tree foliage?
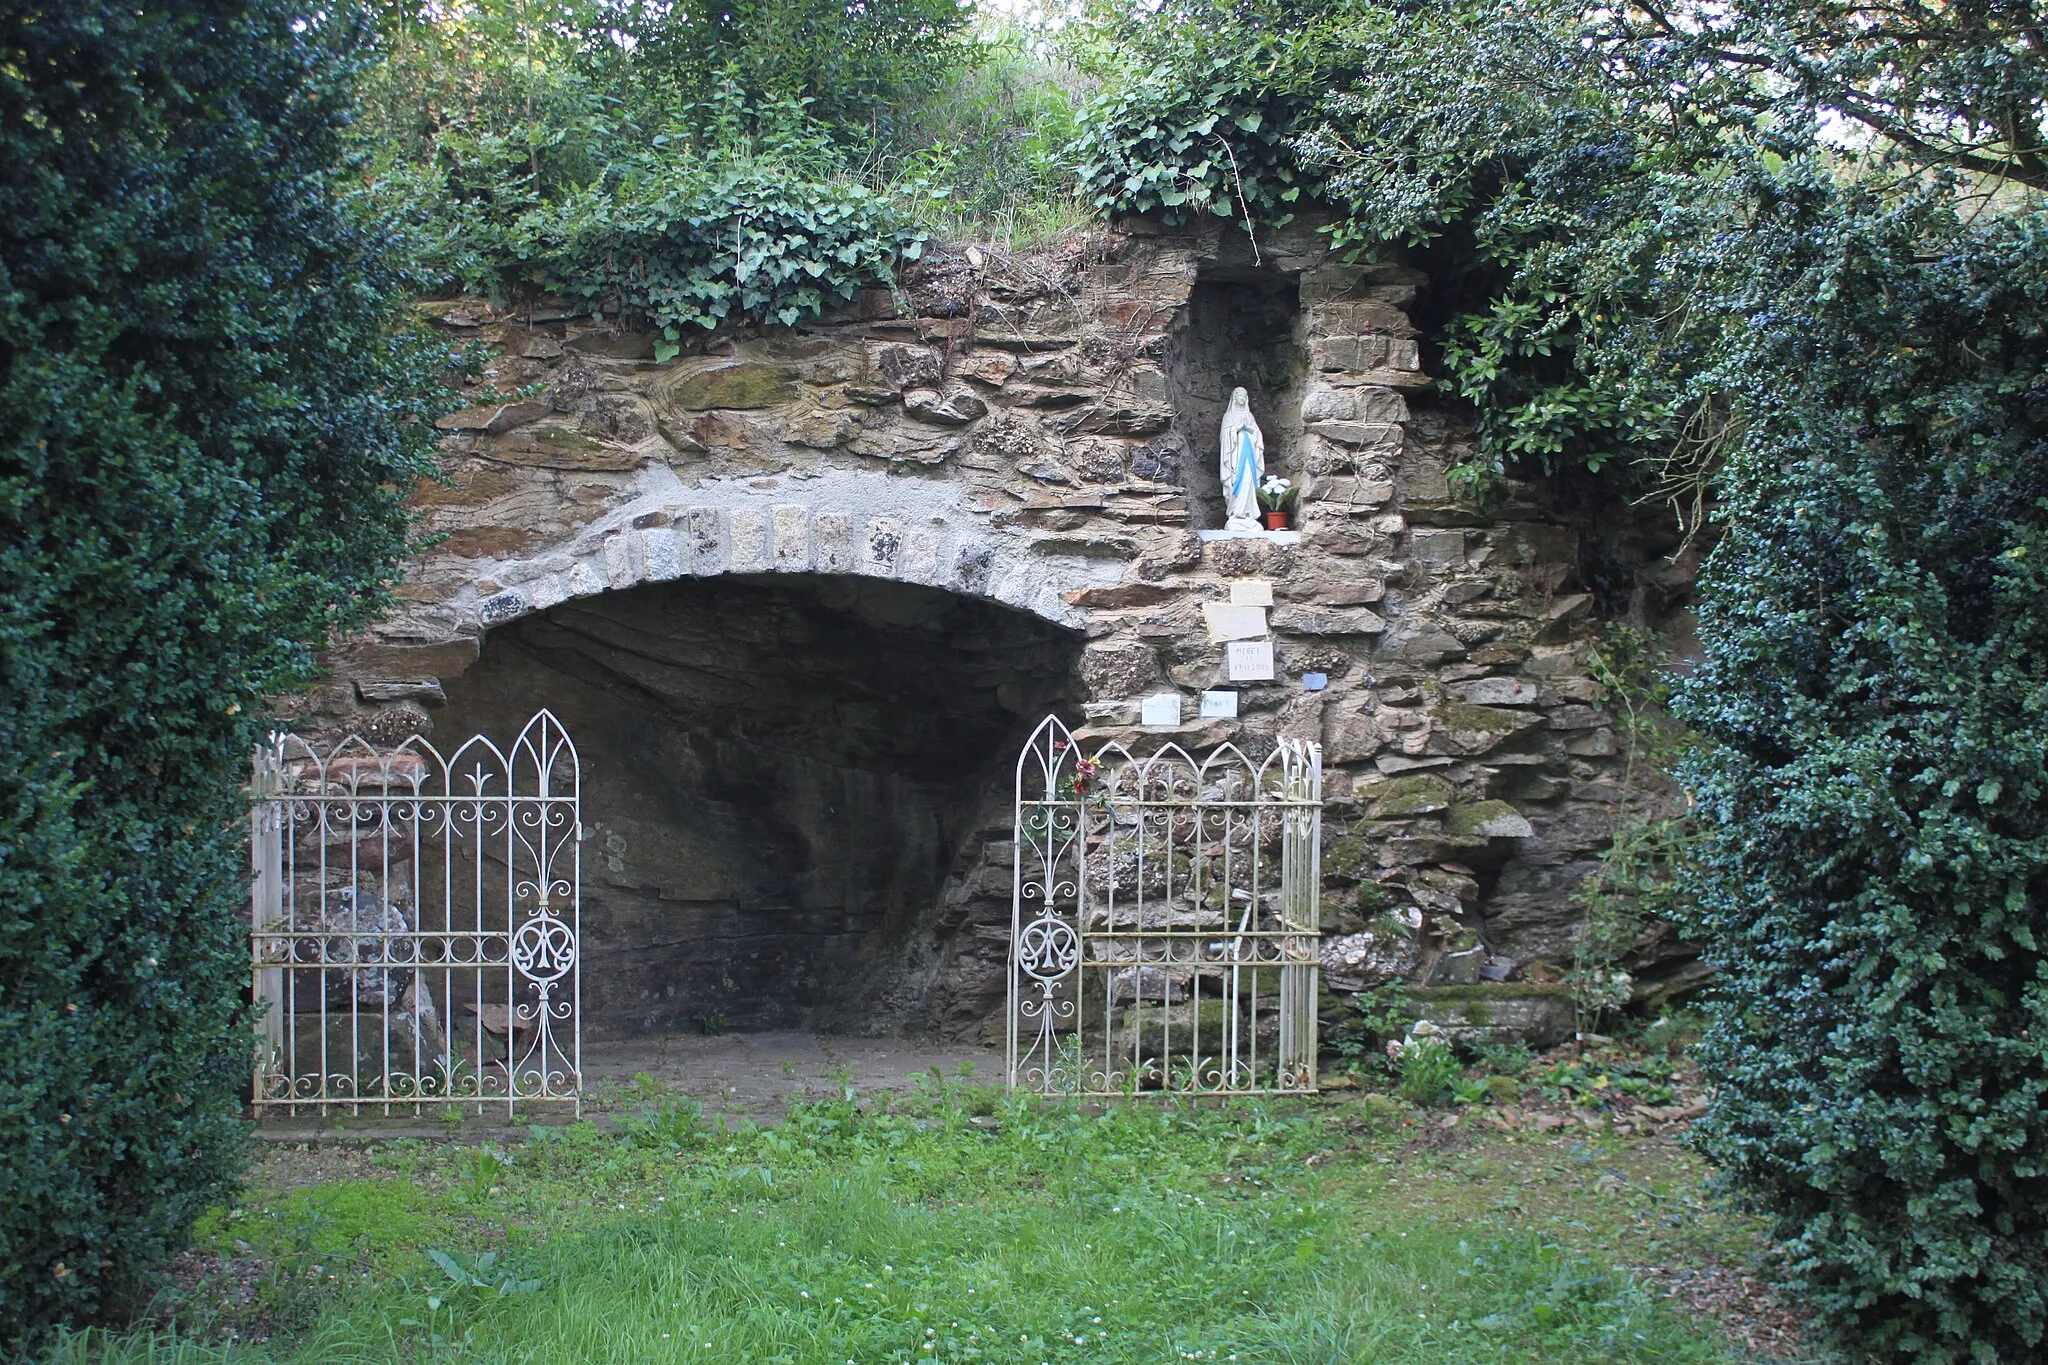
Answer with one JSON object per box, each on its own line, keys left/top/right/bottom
{"left": 1619, "top": 0, "right": 2048, "bottom": 191}
{"left": 0, "top": 1, "right": 442, "bottom": 1348}
{"left": 599, "top": 0, "right": 974, "bottom": 140}
{"left": 353, "top": 0, "right": 1080, "bottom": 322}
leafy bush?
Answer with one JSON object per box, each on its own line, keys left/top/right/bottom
{"left": 1068, "top": 53, "right": 1309, "bottom": 228}
{"left": 527, "top": 156, "right": 924, "bottom": 345}
{"left": 354, "top": 2, "right": 1066, "bottom": 313}
{"left": 0, "top": 0, "right": 440, "bottom": 1348}
{"left": 1393, "top": 1026, "right": 1461, "bottom": 1106}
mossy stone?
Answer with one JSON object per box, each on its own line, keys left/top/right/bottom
{"left": 671, "top": 363, "right": 798, "bottom": 411}
{"left": 1406, "top": 983, "right": 1573, "bottom": 1003}
{"left": 1127, "top": 997, "right": 1235, "bottom": 1056}
{"left": 1323, "top": 830, "right": 1374, "bottom": 880}
{"left": 1431, "top": 700, "right": 1530, "bottom": 733}
{"left": 529, "top": 424, "right": 605, "bottom": 452}
{"left": 1445, "top": 799, "right": 1533, "bottom": 840}
{"left": 1369, "top": 773, "right": 1455, "bottom": 818}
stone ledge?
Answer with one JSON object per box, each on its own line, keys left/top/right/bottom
{"left": 1196, "top": 529, "right": 1300, "bottom": 544}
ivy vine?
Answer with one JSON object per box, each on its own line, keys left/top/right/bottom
{"left": 525, "top": 165, "right": 924, "bottom": 354}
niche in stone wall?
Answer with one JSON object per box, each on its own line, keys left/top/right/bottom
{"left": 434, "top": 575, "right": 1081, "bottom": 1039}
{"left": 1166, "top": 269, "right": 1306, "bottom": 528}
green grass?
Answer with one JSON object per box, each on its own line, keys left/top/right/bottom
{"left": 54, "top": 1077, "right": 1787, "bottom": 1364}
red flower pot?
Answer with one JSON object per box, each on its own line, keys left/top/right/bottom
{"left": 1263, "top": 511, "right": 1291, "bottom": 530}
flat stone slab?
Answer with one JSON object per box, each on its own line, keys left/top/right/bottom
{"left": 1196, "top": 529, "right": 1300, "bottom": 544}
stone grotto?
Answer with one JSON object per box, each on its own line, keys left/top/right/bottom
{"left": 279, "top": 214, "right": 1706, "bottom": 1050}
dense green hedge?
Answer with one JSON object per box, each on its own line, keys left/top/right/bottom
{"left": 1675, "top": 188, "right": 2048, "bottom": 1361}
{"left": 0, "top": 1, "right": 440, "bottom": 1349}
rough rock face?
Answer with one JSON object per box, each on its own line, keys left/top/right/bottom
{"left": 286, "top": 219, "right": 1696, "bottom": 1039}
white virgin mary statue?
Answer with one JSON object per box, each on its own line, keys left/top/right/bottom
{"left": 1219, "top": 387, "right": 1266, "bottom": 531}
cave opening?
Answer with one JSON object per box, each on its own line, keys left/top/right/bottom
{"left": 1167, "top": 268, "right": 1305, "bottom": 528}
{"left": 435, "top": 574, "right": 1083, "bottom": 1041}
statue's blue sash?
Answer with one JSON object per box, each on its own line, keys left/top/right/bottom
{"left": 1232, "top": 430, "right": 1255, "bottom": 501}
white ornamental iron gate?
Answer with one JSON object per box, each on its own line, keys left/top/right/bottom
{"left": 248, "top": 711, "right": 582, "bottom": 1117}
{"left": 1008, "top": 715, "right": 1322, "bottom": 1096}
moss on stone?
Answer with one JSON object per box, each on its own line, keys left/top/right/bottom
{"left": 1128, "top": 997, "right": 1234, "bottom": 1054}
{"left": 1403, "top": 983, "right": 1573, "bottom": 1002}
{"left": 1432, "top": 700, "right": 1528, "bottom": 733}
{"left": 528, "top": 424, "right": 605, "bottom": 452}
{"left": 672, "top": 362, "right": 798, "bottom": 410}
{"left": 1367, "top": 773, "right": 1455, "bottom": 818}
{"left": 1445, "top": 799, "right": 1532, "bottom": 840}
{"left": 1323, "top": 830, "right": 1374, "bottom": 880}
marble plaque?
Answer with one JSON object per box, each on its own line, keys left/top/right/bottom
{"left": 1226, "top": 640, "right": 1276, "bottom": 681}
{"left": 1139, "top": 693, "right": 1183, "bottom": 726}
{"left": 1228, "top": 579, "right": 1274, "bottom": 607}
{"left": 1202, "top": 602, "right": 1269, "bottom": 642}
{"left": 1199, "top": 689, "right": 1239, "bottom": 719}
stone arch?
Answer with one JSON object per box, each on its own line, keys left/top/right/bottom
{"left": 459, "top": 467, "right": 1123, "bottom": 647}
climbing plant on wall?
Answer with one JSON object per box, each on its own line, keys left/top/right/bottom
{"left": 0, "top": 0, "right": 443, "bottom": 1348}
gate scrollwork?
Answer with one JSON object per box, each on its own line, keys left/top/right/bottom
{"left": 1006, "top": 715, "right": 1322, "bottom": 1097}
{"left": 248, "top": 711, "right": 583, "bottom": 1117}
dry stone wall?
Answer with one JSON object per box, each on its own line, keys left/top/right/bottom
{"left": 291, "top": 217, "right": 1694, "bottom": 1041}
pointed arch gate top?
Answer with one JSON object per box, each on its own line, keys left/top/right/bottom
{"left": 248, "top": 711, "right": 582, "bottom": 1117}
{"left": 1008, "top": 715, "right": 1322, "bottom": 1096}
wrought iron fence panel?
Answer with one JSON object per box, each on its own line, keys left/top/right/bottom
{"left": 249, "top": 711, "right": 581, "bottom": 1117}
{"left": 1008, "top": 715, "right": 1321, "bottom": 1096}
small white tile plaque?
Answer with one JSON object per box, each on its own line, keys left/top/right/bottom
{"left": 1226, "top": 640, "right": 1276, "bottom": 681}
{"left": 1199, "top": 689, "right": 1239, "bottom": 719}
{"left": 1229, "top": 580, "right": 1274, "bottom": 607}
{"left": 1202, "top": 602, "right": 1269, "bottom": 642}
{"left": 1139, "top": 693, "right": 1183, "bottom": 727}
